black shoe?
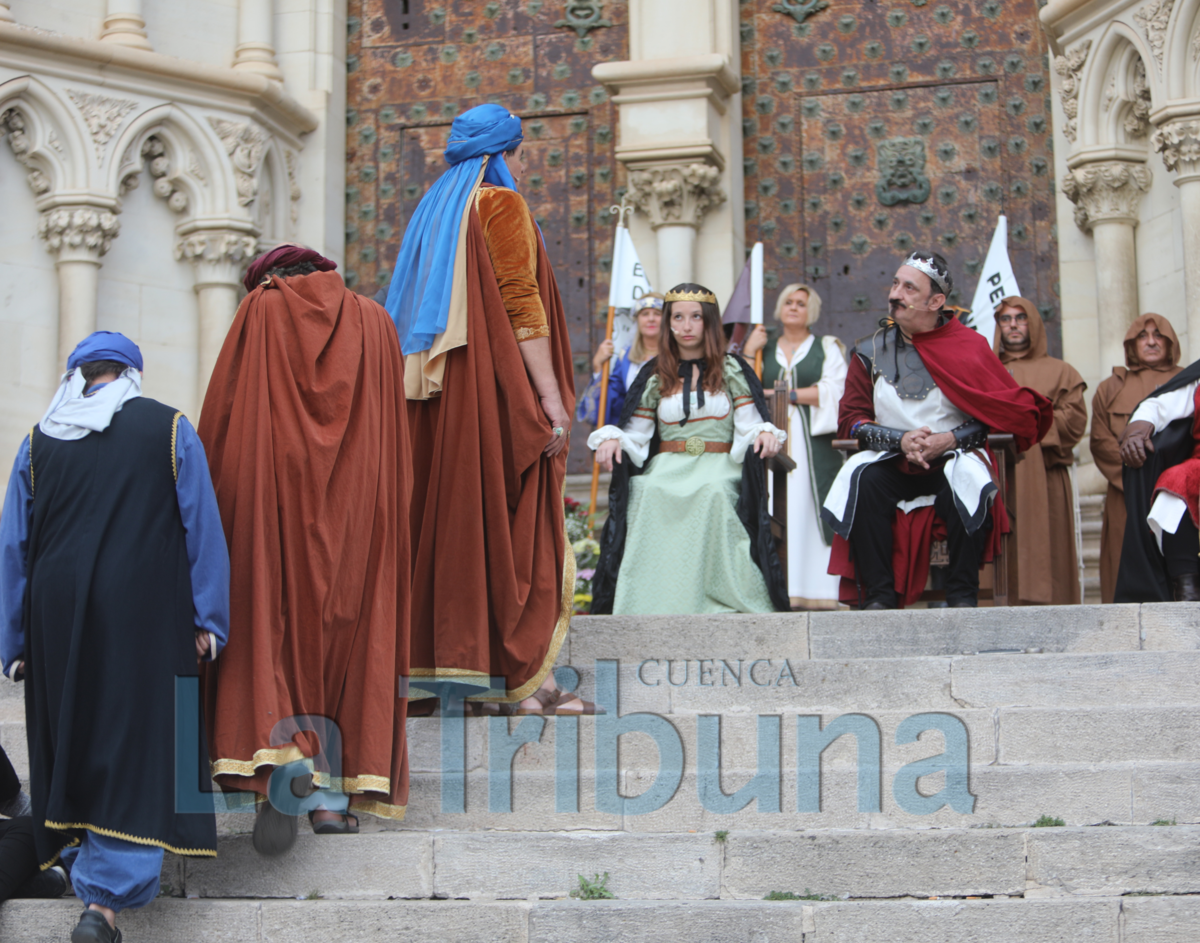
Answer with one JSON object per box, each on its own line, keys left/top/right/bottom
{"left": 252, "top": 799, "right": 298, "bottom": 856}
{"left": 1172, "top": 574, "right": 1200, "bottom": 602}
{"left": 15, "top": 864, "right": 67, "bottom": 899}
{"left": 947, "top": 599, "right": 977, "bottom": 608}
{"left": 71, "top": 910, "right": 121, "bottom": 943}
{"left": 861, "top": 601, "right": 891, "bottom": 611}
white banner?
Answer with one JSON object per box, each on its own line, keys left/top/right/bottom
{"left": 962, "top": 215, "right": 1020, "bottom": 346}
{"left": 607, "top": 225, "right": 653, "bottom": 358}
{"left": 750, "top": 242, "right": 764, "bottom": 325}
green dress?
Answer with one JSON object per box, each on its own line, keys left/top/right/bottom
{"left": 611, "top": 360, "right": 778, "bottom": 614}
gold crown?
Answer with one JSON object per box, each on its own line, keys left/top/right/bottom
{"left": 664, "top": 288, "right": 717, "bottom": 304}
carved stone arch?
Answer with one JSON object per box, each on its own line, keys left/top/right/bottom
{"left": 1078, "top": 24, "right": 1159, "bottom": 150}
{"left": 1163, "top": 0, "right": 1200, "bottom": 97}
{"left": 254, "top": 139, "right": 300, "bottom": 244}
{"left": 107, "top": 104, "right": 234, "bottom": 221}
{"left": 1098, "top": 42, "right": 1154, "bottom": 145}
{"left": 0, "top": 76, "right": 90, "bottom": 198}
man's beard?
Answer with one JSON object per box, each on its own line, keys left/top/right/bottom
{"left": 1002, "top": 333, "right": 1030, "bottom": 351}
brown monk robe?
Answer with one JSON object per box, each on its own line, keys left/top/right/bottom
{"left": 199, "top": 245, "right": 411, "bottom": 828}
{"left": 994, "top": 297, "right": 1088, "bottom": 605}
{"left": 406, "top": 183, "right": 577, "bottom": 709}
{"left": 1090, "top": 313, "right": 1183, "bottom": 602}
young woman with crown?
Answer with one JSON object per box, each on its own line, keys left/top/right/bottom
{"left": 587, "top": 283, "right": 790, "bottom": 614}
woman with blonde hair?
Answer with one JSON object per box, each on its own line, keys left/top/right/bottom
{"left": 577, "top": 293, "right": 664, "bottom": 427}
{"left": 743, "top": 283, "right": 847, "bottom": 609}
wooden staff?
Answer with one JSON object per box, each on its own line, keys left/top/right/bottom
{"left": 587, "top": 302, "right": 617, "bottom": 530}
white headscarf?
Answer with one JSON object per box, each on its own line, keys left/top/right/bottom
{"left": 38, "top": 366, "right": 143, "bottom": 441}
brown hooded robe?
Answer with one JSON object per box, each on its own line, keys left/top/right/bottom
{"left": 198, "top": 270, "right": 411, "bottom": 819}
{"left": 1090, "top": 313, "right": 1183, "bottom": 602}
{"left": 994, "top": 297, "right": 1088, "bottom": 605}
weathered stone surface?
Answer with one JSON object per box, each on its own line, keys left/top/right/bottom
{"left": 998, "top": 707, "right": 1200, "bottom": 764}
{"left": 1139, "top": 602, "right": 1200, "bottom": 651}
{"left": 950, "top": 652, "right": 1200, "bottom": 708}
{"left": 183, "top": 833, "right": 433, "bottom": 899}
{"left": 259, "top": 900, "right": 531, "bottom": 942}
{"left": 434, "top": 832, "right": 719, "bottom": 900}
{"left": 0, "top": 899, "right": 262, "bottom": 943}
{"left": 1122, "top": 895, "right": 1200, "bottom": 942}
{"left": 1026, "top": 825, "right": 1200, "bottom": 895}
{"left": 1131, "top": 763, "right": 1200, "bottom": 824}
{"left": 0, "top": 676, "right": 21, "bottom": 723}
{"left": 568, "top": 613, "right": 810, "bottom": 663}
{"left": 809, "top": 605, "right": 1140, "bottom": 659}
{"left": 722, "top": 829, "right": 1025, "bottom": 899}
{"left": 529, "top": 899, "right": 806, "bottom": 943}
{"left": 808, "top": 897, "right": 1121, "bottom": 942}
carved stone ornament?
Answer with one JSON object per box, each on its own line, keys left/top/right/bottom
{"left": 1, "top": 109, "right": 52, "bottom": 196}
{"left": 1061, "top": 160, "right": 1152, "bottom": 230}
{"left": 208, "top": 117, "right": 271, "bottom": 207}
{"left": 628, "top": 163, "right": 726, "bottom": 229}
{"left": 66, "top": 89, "right": 138, "bottom": 162}
{"left": 875, "top": 138, "right": 931, "bottom": 206}
{"left": 1054, "top": 40, "right": 1092, "bottom": 144}
{"left": 1152, "top": 118, "right": 1200, "bottom": 174}
{"left": 285, "top": 149, "right": 302, "bottom": 229}
{"left": 175, "top": 230, "right": 257, "bottom": 272}
{"left": 773, "top": 0, "right": 830, "bottom": 26}
{"left": 38, "top": 206, "right": 121, "bottom": 257}
{"left": 555, "top": 1, "right": 611, "bottom": 39}
{"left": 1125, "top": 59, "right": 1152, "bottom": 138}
{"left": 136, "top": 135, "right": 190, "bottom": 213}
{"left": 1134, "top": 0, "right": 1175, "bottom": 70}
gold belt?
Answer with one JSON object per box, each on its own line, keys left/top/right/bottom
{"left": 660, "top": 436, "right": 732, "bottom": 456}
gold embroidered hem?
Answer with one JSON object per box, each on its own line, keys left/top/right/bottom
{"left": 39, "top": 837, "right": 80, "bottom": 872}
{"left": 514, "top": 325, "right": 551, "bottom": 341}
{"left": 170, "top": 411, "right": 182, "bottom": 481}
{"left": 44, "top": 822, "right": 217, "bottom": 858}
{"left": 211, "top": 743, "right": 307, "bottom": 778}
{"left": 350, "top": 797, "right": 407, "bottom": 821}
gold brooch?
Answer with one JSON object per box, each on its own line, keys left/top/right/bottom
{"left": 685, "top": 435, "right": 706, "bottom": 456}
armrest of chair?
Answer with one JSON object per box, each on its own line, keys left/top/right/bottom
{"left": 766, "top": 453, "right": 797, "bottom": 473}
{"left": 832, "top": 439, "right": 859, "bottom": 452}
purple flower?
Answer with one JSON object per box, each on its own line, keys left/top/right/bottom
{"left": 578, "top": 568, "right": 595, "bottom": 580}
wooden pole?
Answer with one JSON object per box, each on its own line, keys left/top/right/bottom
{"left": 588, "top": 303, "right": 617, "bottom": 531}
{"left": 754, "top": 349, "right": 763, "bottom": 379}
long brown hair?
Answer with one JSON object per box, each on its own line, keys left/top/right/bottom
{"left": 656, "top": 283, "right": 727, "bottom": 396}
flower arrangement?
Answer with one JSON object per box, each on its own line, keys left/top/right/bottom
{"left": 565, "top": 496, "right": 599, "bottom": 614}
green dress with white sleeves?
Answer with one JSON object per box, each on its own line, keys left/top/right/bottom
{"left": 608, "top": 359, "right": 779, "bottom": 614}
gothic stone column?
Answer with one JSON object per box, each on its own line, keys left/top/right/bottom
{"left": 233, "top": 0, "right": 283, "bottom": 81}
{"left": 1153, "top": 119, "right": 1200, "bottom": 361}
{"left": 628, "top": 163, "right": 727, "bottom": 288}
{"left": 0, "top": 3, "right": 13, "bottom": 24}
{"left": 1061, "top": 160, "right": 1152, "bottom": 377}
{"left": 38, "top": 207, "right": 120, "bottom": 370}
{"left": 176, "top": 227, "right": 257, "bottom": 409}
{"left": 100, "top": 0, "right": 153, "bottom": 50}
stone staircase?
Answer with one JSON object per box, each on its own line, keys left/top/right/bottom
{"left": 2, "top": 604, "right": 1200, "bottom": 941}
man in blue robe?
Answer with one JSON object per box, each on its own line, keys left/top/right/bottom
{"left": 0, "top": 332, "right": 229, "bottom": 943}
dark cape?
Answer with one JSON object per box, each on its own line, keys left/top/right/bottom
{"left": 24, "top": 398, "right": 216, "bottom": 868}
{"left": 592, "top": 355, "right": 789, "bottom": 614}
{"left": 1115, "top": 358, "right": 1200, "bottom": 603}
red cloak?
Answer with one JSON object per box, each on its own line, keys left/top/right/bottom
{"left": 198, "top": 270, "right": 411, "bottom": 820}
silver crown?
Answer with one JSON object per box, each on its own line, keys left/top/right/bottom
{"left": 903, "top": 254, "right": 948, "bottom": 294}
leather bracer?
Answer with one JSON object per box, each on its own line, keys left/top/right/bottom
{"left": 854, "top": 422, "right": 905, "bottom": 452}
{"left": 951, "top": 419, "right": 988, "bottom": 451}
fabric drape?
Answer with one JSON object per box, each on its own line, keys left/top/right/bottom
{"left": 406, "top": 199, "right": 574, "bottom": 702}
{"left": 198, "top": 271, "right": 411, "bottom": 819}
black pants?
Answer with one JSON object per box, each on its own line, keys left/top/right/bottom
{"left": 1162, "top": 515, "right": 1200, "bottom": 580}
{"left": 849, "top": 459, "right": 990, "bottom": 608}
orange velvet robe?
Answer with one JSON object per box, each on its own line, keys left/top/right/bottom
{"left": 199, "top": 271, "right": 411, "bottom": 819}
{"left": 407, "top": 185, "right": 574, "bottom": 702}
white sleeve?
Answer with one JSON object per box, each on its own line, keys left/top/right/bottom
{"left": 810, "top": 336, "right": 848, "bottom": 437}
{"left": 732, "top": 402, "right": 787, "bottom": 463}
{"left": 1129, "top": 380, "right": 1198, "bottom": 433}
{"left": 587, "top": 415, "right": 657, "bottom": 468}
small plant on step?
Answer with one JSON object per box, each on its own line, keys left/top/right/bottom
{"left": 714, "top": 830, "right": 729, "bottom": 844}
{"left": 305, "top": 890, "right": 323, "bottom": 900}
{"left": 571, "top": 872, "right": 615, "bottom": 900}
{"left": 1032, "top": 815, "right": 1065, "bottom": 828}
{"left": 1151, "top": 818, "right": 1177, "bottom": 826}
{"left": 765, "top": 889, "right": 838, "bottom": 901}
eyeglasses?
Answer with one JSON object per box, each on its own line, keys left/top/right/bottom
{"left": 997, "top": 313, "right": 1027, "bottom": 325}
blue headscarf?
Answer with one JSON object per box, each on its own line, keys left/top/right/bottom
{"left": 385, "top": 105, "right": 524, "bottom": 355}
{"left": 66, "top": 331, "right": 144, "bottom": 371}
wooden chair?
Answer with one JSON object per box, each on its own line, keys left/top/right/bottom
{"left": 830, "top": 434, "right": 1018, "bottom": 607}
{"left": 765, "top": 379, "right": 797, "bottom": 576}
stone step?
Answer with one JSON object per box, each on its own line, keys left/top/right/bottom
{"left": 2, "top": 894, "right": 1196, "bottom": 942}
{"left": 166, "top": 825, "right": 1200, "bottom": 902}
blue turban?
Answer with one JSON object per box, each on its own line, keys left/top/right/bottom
{"left": 66, "top": 331, "right": 143, "bottom": 371}
{"left": 385, "top": 104, "right": 524, "bottom": 355}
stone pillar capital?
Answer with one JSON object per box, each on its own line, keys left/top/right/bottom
{"left": 38, "top": 206, "right": 120, "bottom": 261}
{"left": 1060, "top": 160, "right": 1152, "bottom": 231}
{"left": 175, "top": 227, "right": 258, "bottom": 289}
{"left": 628, "top": 162, "right": 727, "bottom": 231}
{"left": 1152, "top": 117, "right": 1200, "bottom": 182}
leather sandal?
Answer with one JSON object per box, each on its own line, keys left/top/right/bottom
{"left": 546, "top": 690, "right": 604, "bottom": 715}
{"left": 308, "top": 809, "right": 359, "bottom": 835}
{"left": 514, "top": 687, "right": 560, "bottom": 715}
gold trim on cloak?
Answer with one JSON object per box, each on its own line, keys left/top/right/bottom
{"left": 404, "top": 160, "right": 488, "bottom": 401}
{"left": 43, "top": 821, "right": 217, "bottom": 859}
